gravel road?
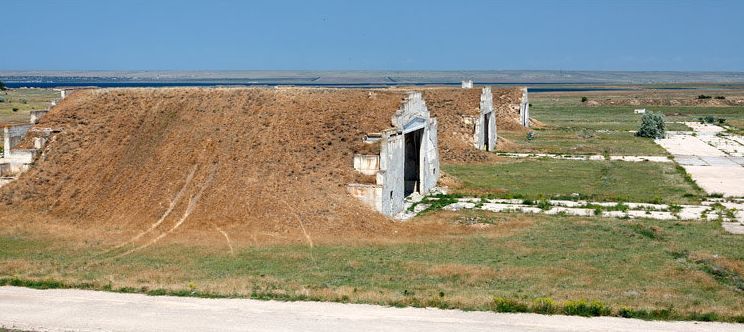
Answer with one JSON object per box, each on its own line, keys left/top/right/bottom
{"left": 0, "top": 286, "right": 741, "bottom": 332}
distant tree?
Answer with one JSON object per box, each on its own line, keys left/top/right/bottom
{"left": 581, "top": 96, "right": 588, "bottom": 103}
{"left": 715, "top": 96, "right": 726, "bottom": 100}
{"left": 0, "top": 81, "right": 6, "bottom": 91}
{"left": 697, "top": 94, "right": 712, "bottom": 100}
{"left": 636, "top": 112, "right": 665, "bottom": 138}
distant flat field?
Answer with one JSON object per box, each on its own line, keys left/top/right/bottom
{"left": 0, "top": 88, "right": 57, "bottom": 125}
{"left": 498, "top": 89, "right": 744, "bottom": 155}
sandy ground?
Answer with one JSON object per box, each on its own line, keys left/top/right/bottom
{"left": 656, "top": 123, "right": 744, "bottom": 197}
{"left": 0, "top": 287, "right": 741, "bottom": 332}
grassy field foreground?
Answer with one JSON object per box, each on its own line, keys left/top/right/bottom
{"left": 1, "top": 212, "right": 742, "bottom": 322}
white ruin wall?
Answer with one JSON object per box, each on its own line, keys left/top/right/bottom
{"left": 3, "top": 125, "right": 32, "bottom": 159}
{"left": 473, "top": 87, "right": 496, "bottom": 151}
{"left": 347, "top": 92, "right": 440, "bottom": 217}
{"left": 30, "top": 110, "right": 49, "bottom": 124}
{"left": 519, "top": 88, "right": 530, "bottom": 127}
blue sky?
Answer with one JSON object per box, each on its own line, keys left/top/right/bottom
{"left": 2, "top": 0, "right": 743, "bottom": 71}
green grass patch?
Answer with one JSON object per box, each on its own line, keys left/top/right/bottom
{"left": 444, "top": 159, "right": 705, "bottom": 204}
{"left": 499, "top": 129, "right": 668, "bottom": 156}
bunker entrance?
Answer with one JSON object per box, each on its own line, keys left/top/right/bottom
{"left": 483, "top": 112, "right": 491, "bottom": 150}
{"left": 404, "top": 128, "right": 423, "bottom": 197}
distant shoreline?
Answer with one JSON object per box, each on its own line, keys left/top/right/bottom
{"left": 2, "top": 70, "right": 744, "bottom": 85}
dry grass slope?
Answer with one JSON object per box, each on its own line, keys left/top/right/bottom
{"left": 1, "top": 88, "right": 418, "bottom": 242}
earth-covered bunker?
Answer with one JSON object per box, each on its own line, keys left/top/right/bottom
{"left": 0, "top": 88, "right": 440, "bottom": 234}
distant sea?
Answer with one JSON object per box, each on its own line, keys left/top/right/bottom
{"left": 2, "top": 81, "right": 638, "bottom": 93}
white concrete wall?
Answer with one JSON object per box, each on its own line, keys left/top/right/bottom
{"left": 348, "top": 92, "right": 441, "bottom": 217}
{"left": 519, "top": 88, "right": 530, "bottom": 127}
{"left": 3, "top": 125, "right": 32, "bottom": 159}
{"left": 474, "top": 87, "right": 496, "bottom": 151}
{"left": 461, "top": 80, "right": 474, "bottom": 89}
{"left": 353, "top": 154, "right": 380, "bottom": 176}
{"left": 30, "top": 110, "right": 49, "bottom": 124}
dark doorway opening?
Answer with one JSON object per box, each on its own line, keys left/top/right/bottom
{"left": 483, "top": 112, "right": 491, "bottom": 150}
{"left": 404, "top": 128, "right": 423, "bottom": 197}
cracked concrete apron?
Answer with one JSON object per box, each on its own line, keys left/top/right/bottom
{"left": 656, "top": 123, "right": 744, "bottom": 197}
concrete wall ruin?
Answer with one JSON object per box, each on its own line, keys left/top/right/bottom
{"left": 519, "top": 88, "right": 530, "bottom": 127}
{"left": 1, "top": 125, "right": 37, "bottom": 179}
{"left": 3, "top": 125, "right": 32, "bottom": 159}
{"left": 473, "top": 87, "right": 496, "bottom": 151}
{"left": 30, "top": 110, "right": 49, "bottom": 124}
{"left": 348, "top": 92, "right": 440, "bottom": 217}
{"left": 461, "top": 80, "right": 474, "bottom": 89}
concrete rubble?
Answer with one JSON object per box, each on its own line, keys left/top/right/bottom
{"left": 496, "top": 152, "right": 672, "bottom": 163}
{"left": 398, "top": 194, "right": 744, "bottom": 234}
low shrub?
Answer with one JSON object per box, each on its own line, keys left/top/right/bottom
{"left": 531, "top": 297, "right": 558, "bottom": 314}
{"left": 581, "top": 96, "right": 588, "bottom": 102}
{"left": 697, "top": 95, "right": 712, "bottom": 99}
{"left": 491, "top": 297, "right": 529, "bottom": 313}
{"left": 636, "top": 112, "right": 665, "bottom": 138}
{"left": 562, "top": 300, "right": 611, "bottom": 317}
{"left": 536, "top": 200, "right": 552, "bottom": 210}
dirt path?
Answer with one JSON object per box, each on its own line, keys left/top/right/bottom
{"left": 0, "top": 287, "right": 740, "bottom": 332}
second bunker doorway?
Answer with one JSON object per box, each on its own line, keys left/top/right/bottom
{"left": 404, "top": 128, "right": 424, "bottom": 197}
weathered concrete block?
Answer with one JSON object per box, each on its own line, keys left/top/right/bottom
{"left": 30, "top": 110, "right": 49, "bottom": 124}
{"left": 3, "top": 125, "right": 32, "bottom": 159}
{"left": 346, "top": 184, "right": 383, "bottom": 212}
{"left": 353, "top": 154, "right": 380, "bottom": 176}
{"left": 461, "top": 80, "right": 474, "bottom": 89}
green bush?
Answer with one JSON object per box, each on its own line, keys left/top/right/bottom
{"left": 12, "top": 107, "right": 19, "bottom": 112}
{"left": 697, "top": 94, "right": 712, "bottom": 99}
{"left": 491, "top": 297, "right": 529, "bottom": 313}
{"left": 531, "top": 298, "right": 558, "bottom": 314}
{"left": 636, "top": 112, "right": 665, "bottom": 138}
{"left": 536, "top": 200, "right": 552, "bottom": 210}
{"left": 562, "top": 300, "right": 611, "bottom": 317}
{"left": 714, "top": 96, "right": 726, "bottom": 100}
{"left": 581, "top": 96, "right": 588, "bottom": 102}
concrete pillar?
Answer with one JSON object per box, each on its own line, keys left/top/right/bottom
{"left": 3, "top": 127, "right": 9, "bottom": 159}
{"left": 519, "top": 88, "right": 530, "bottom": 127}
